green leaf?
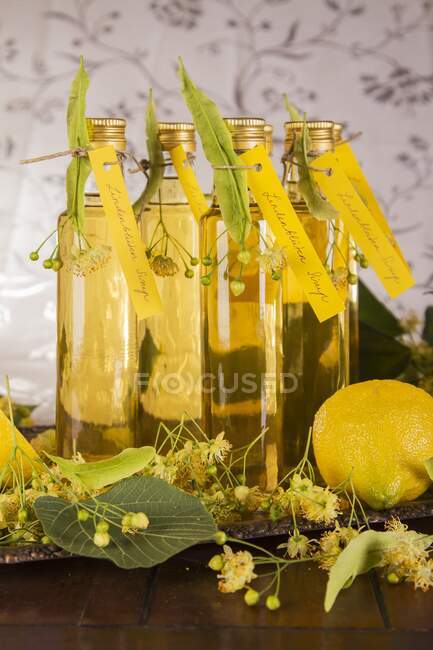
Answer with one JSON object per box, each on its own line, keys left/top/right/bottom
{"left": 178, "top": 58, "right": 250, "bottom": 245}
{"left": 325, "top": 530, "right": 401, "bottom": 612}
{"left": 359, "top": 280, "right": 404, "bottom": 337}
{"left": 67, "top": 55, "right": 90, "bottom": 149}
{"left": 422, "top": 306, "right": 433, "bottom": 346}
{"left": 425, "top": 457, "right": 433, "bottom": 480}
{"left": 133, "top": 88, "right": 165, "bottom": 218}
{"left": 359, "top": 322, "right": 411, "bottom": 380}
{"left": 34, "top": 476, "right": 217, "bottom": 569}
{"left": 294, "top": 119, "right": 339, "bottom": 221}
{"left": 283, "top": 93, "right": 302, "bottom": 121}
{"left": 65, "top": 55, "right": 91, "bottom": 231}
{"left": 47, "top": 446, "right": 155, "bottom": 490}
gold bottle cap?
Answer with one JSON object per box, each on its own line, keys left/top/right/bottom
{"left": 86, "top": 117, "right": 126, "bottom": 151}
{"left": 224, "top": 117, "right": 265, "bottom": 152}
{"left": 284, "top": 120, "right": 334, "bottom": 154}
{"left": 264, "top": 124, "right": 273, "bottom": 155}
{"left": 333, "top": 122, "right": 344, "bottom": 143}
{"left": 157, "top": 122, "right": 196, "bottom": 153}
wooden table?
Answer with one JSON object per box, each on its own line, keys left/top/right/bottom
{"left": 1, "top": 519, "right": 432, "bottom": 650}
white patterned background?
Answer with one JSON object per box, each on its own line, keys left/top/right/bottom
{"left": 0, "top": 0, "right": 432, "bottom": 421}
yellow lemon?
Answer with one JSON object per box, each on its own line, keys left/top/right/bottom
{"left": 312, "top": 380, "right": 433, "bottom": 510}
{"left": 0, "top": 409, "right": 41, "bottom": 484}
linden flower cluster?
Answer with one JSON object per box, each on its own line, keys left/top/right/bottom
{"left": 270, "top": 474, "right": 341, "bottom": 525}
{"left": 64, "top": 244, "right": 112, "bottom": 277}
{"left": 147, "top": 432, "right": 232, "bottom": 490}
{"left": 318, "top": 524, "right": 360, "bottom": 570}
{"left": 209, "top": 545, "right": 257, "bottom": 594}
{"left": 0, "top": 465, "right": 90, "bottom": 545}
{"left": 381, "top": 518, "right": 433, "bottom": 592}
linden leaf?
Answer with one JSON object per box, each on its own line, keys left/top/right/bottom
{"left": 46, "top": 446, "right": 155, "bottom": 490}
{"left": 34, "top": 476, "right": 217, "bottom": 569}
{"left": 66, "top": 55, "right": 91, "bottom": 231}
{"left": 324, "top": 530, "right": 401, "bottom": 611}
{"left": 178, "top": 58, "right": 250, "bottom": 245}
{"left": 133, "top": 88, "right": 165, "bottom": 217}
{"left": 294, "top": 119, "right": 339, "bottom": 221}
{"left": 283, "top": 93, "right": 302, "bottom": 122}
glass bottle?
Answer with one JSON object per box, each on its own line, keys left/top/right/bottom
{"left": 57, "top": 118, "right": 138, "bottom": 459}
{"left": 137, "top": 123, "right": 201, "bottom": 443}
{"left": 201, "top": 117, "right": 283, "bottom": 489}
{"left": 334, "top": 122, "right": 359, "bottom": 383}
{"left": 282, "top": 120, "right": 350, "bottom": 468}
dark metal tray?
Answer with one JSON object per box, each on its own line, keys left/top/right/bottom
{"left": 1, "top": 427, "right": 431, "bottom": 564}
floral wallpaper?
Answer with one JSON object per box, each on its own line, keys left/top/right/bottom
{"left": 0, "top": 0, "right": 432, "bottom": 420}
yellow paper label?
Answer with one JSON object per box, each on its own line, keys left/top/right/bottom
{"left": 241, "top": 145, "right": 344, "bottom": 322}
{"left": 88, "top": 145, "right": 163, "bottom": 319}
{"left": 170, "top": 144, "right": 209, "bottom": 221}
{"left": 312, "top": 151, "right": 415, "bottom": 299}
{"left": 336, "top": 142, "right": 408, "bottom": 264}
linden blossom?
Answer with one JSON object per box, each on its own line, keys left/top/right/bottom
{"left": 106, "top": 183, "right": 138, "bottom": 262}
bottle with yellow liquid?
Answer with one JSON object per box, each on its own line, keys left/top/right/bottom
{"left": 201, "top": 117, "right": 283, "bottom": 489}
{"left": 137, "top": 123, "right": 201, "bottom": 443}
{"left": 282, "top": 120, "right": 350, "bottom": 468}
{"left": 57, "top": 118, "right": 138, "bottom": 459}
{"left": 333, "top": 122, "right": 359, "bottom": 384}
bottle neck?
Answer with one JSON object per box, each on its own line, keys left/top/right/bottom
{"left": 85, "top": 144, "right": 126, "bottom": 197}
{"left": 283, "top": 142, "right": 334, "bottom": 209}
{"left": 150, "top": 151, "right": 196, "bottom": 205}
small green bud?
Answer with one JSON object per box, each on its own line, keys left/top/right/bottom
{"left": 386, "top": 572, "right": 400, "bottom": 585}
{"left": 96, "top": 519, "right": 109, "bottom": 533}
{"left": 51, "top": 259, "right": 63, "bottom": 272}
{"left": 29, "top": 251, "right": 39, "bottom": 261}
{"left": 41, "top": 535, "right": 51, "bottom": 545}
{"left": 230, "top": 279, "right": 246, "bottom": 296}
{"left": 93, "top": 531, "right": 110, "bottom": 548}
{"left": 348, "top": 272, "right": 358, "bottom": 285}
{"left": 77, "top": 509, "right": 89, "bottom": 522}
{"left": 43, "top": 259, "right": 53, "bottom": 269}
{"left": 130, "top": 512, "right": 150, "bottom": 530}
{"left": 202, "top": 255, "right": 212, "bottom": 267}
{"left": 207, "top": 465, "right": 218, "bottom": 476}
{"left": 17, "top": 509, "right": 28, "bottom": 525}
{"left": 244, "top": 589, "right": 260, "bottom": 606}
{"left": 266, "top": 594, "right": 281, "bottom": 611}
{"left": 354, "top": 252, "right": 361, "bottom": 262}
{"left": 190, "top": 257, "right": 200, "bottom": 266}
{"left": 214, "top": 530, "right": 227, "bottom": 546}
{"left": 236, "top": 473, "right": 246, "bottom": 484}
{"left": 237, "top": 250, "right": 251, "bottom": 265}
{"left": 201, "top": 275, "right": 211, "bottom": 286}
{"left": 184, "top": 268, "right": 194, "bottom": 279}
{"left": 271, "top": 270, "right": 281, "bottom": 281}
{"left": 260, "top": 499, "right": 271, "bottom": 511}
{"left": 208, "top": 554, "right": 223, "bottom": 571}
{"left": 121, "top": 513, "right": 133, "bottom": 528}
{"left": 360, "top": 256, "right": 369, "bottom": 269}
